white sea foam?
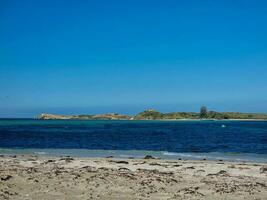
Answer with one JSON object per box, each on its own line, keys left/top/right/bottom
{"left": 163, "top": 152, "right": 237, "bottom": 160}
{"left": 34, "top": 151, "right": 47, "bottom": 155}
{"left": 163, "top": 152, "right": 203, "bottom": 158}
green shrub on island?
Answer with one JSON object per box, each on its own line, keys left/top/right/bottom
{"left": 134, "top": 109, "right": 164, "bottom": 120}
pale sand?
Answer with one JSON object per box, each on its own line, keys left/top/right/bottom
{"left": 0, "top": 155, "right": 267, "bottom": 200}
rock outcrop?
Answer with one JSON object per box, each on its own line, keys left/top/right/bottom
{"left": 38, "top": 113, "right": 73, "bottom": 120}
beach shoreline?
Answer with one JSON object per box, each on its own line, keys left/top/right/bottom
{"left": 1, "top": 148, "right": 267, "bottom": 163}
{"left": 1, "top": 154, "right": 266, "bottom": 199}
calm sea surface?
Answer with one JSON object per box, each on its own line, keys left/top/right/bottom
{"left": 0, "top": 119, "right": 266, "bottom": 162}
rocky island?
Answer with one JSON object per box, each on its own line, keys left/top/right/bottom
{"left": 38, "top": 107, "right": 267, "bottom": 120}
{"left": 38, "top": 113, "right": 132, "bottom": 120}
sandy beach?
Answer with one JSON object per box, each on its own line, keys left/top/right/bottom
{"left": 0, "top": 155, "right": 266, "bottom": 200}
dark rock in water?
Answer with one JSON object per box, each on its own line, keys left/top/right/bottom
{"left": 106, "top": 156, "right": 114, "bottom": 158}
{"left": 1, "top": 175, "right": 12, "bottom": 181}
{"left": 178, "top": 158, "right": 182, "bottom": 160}
{"left": 202, "top": 158, "right": 207, "bottom": 161}
{"left": 144, "top": 155, "right": 155, "bottom": 159}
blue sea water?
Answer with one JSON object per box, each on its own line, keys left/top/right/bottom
{"left": 0, "top": 119, "right": 267, "bottom": 162}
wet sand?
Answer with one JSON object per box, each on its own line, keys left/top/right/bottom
{"left": 0, "top": 155, "right": 267, "bottom": 199}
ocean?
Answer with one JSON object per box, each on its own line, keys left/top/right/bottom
{"left": 0, "top": 119, "right": 266, "bottom": 162}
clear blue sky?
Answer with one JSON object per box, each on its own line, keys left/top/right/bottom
{"left": 0, "top": 0, "right": 267, "bottom": 117}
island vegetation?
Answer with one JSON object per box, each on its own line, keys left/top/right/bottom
{"left": 38, "top": 107, "right": 267, "bottom": 120}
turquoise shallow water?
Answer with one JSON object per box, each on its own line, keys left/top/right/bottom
{"left": 0, "top": 119, "right": 267, "bottom": 162}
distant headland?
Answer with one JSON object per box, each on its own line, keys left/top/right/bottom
{"left": 38, "top": 106, "right": 267, "bottom": 120}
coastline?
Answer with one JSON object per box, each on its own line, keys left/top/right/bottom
{"left": 37, "top": 110, "right": 267, "bottom": 121}
{"left": 4, "top": 118, "right": 267, "bottom": 121}
{"left": 1, "top": 154, "right": 267, "bottom": 199}
{"left": 36, "top": 117, "right": 267, "bottom": 121}
{"left": 2, "top": 117, "right": 267, "bottom": 121}
{"left": 144, "top": 118, "right": 267, "bottom": 121}
{"left": 1, "top": 148, "right": 267, "bottom": 163}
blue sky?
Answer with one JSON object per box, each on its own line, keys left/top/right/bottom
{"left": 0, "top": 0, "right": 267, "bottom": 117}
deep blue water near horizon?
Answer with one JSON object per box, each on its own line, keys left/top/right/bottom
{"left": 0, "top": 119, "right": 267, "bottom": 162}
